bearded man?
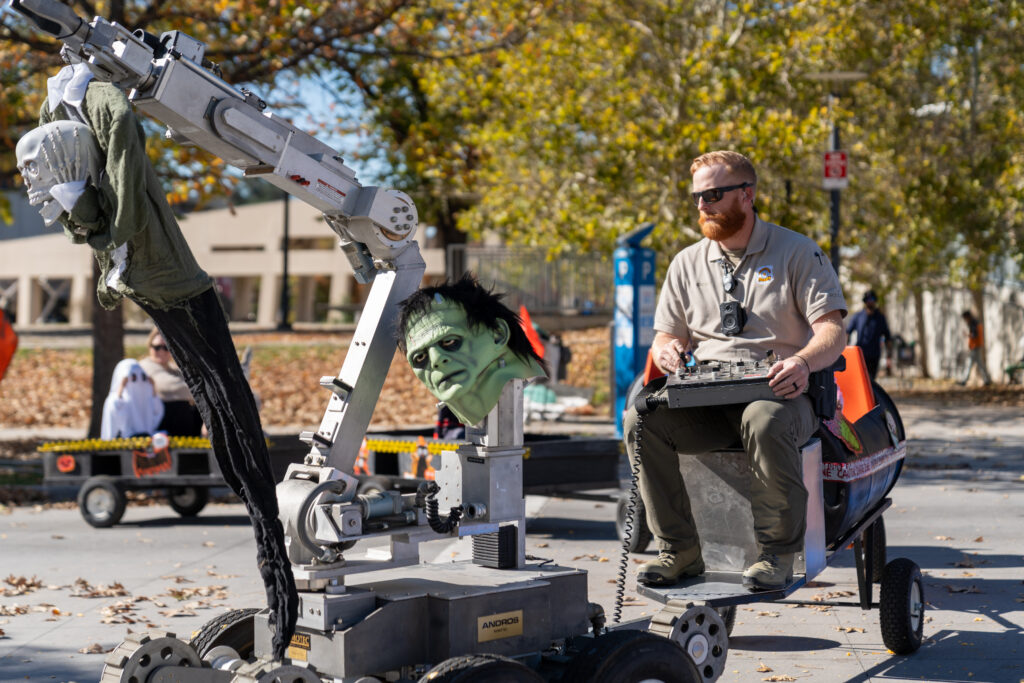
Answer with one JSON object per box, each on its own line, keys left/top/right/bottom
{"left": 624, "top": 150, "right": 847, "bottom": 590}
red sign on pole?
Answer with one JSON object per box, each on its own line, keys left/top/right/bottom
{"left": 823, "top": 150, "right": 849, "bottom": 189}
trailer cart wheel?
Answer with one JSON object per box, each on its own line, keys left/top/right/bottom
{"left": 77, "top": 476, "right": 126, "bottom": 528}
{"left": 616, "top": 494, "right": 652, "bottom": 553}
{"left": 880, "top": 558, "right": 925, "bottom": 654}
{"left": 417, "top": 653, "right": 543, "bottom": 682}
{"left": 190, "top": 607, "right": 259, "bottom": 661}
{"left": 168, "top": 486, "right": 209, "bottom": 517}
{"left": 716, "top": 605, "right": 737, "bottom": 636}
{"left": 562, "top": 630, "right": 701, "bottom": 683}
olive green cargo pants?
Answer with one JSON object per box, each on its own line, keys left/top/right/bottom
{"left": 624, "top": 396, "right": 818, "bottom": 556}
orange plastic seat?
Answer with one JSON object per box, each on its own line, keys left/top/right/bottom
{"left": 642, "top": 349, "right": 665, "bottom": 384}
{"left": 835, "top": 346, "right": 876, "bottom": 423}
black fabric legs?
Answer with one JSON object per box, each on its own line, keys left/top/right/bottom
{"left": 140, "top": 288, "right": 297, "bottom": 659}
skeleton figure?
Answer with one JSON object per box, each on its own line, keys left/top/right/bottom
{"left": 16, "top": 120, "right": 102, "bottom": 226}
{"left": 397, "top": 275, "right": 547, "bottom": 425}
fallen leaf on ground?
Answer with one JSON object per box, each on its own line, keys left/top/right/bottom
{"left": 160, "top": 575, "right": 193, "bottom": 584}
{"left": 1, "top": 575, "right": 44, "bottom": 597}
{"left": 78, "top": 643, "right": 107, "bottom": 654}
{"left": 756, "top": 662, "right": 772, "bottom": 672}
{"left": 973, "top": 536, "right": 984, "bottom": 542}
{"left": 934, "top": 535, "right": 954, "bottom": 541}
{"left": 836, "top": 626, "right": 865, "bottom": 633}
{"left": 71, "top": 579, "right": 129, "bottom": 598}
{"left": 763, "top": 676, "right": 797, "bottom": 682}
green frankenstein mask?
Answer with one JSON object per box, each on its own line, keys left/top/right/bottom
{"left": 398, "top": 277, "right": 546, "bottom": 426}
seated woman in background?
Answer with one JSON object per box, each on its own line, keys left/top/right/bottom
{"left": 138, "top": 327, "right": 204, "bottom": 436}
{"left": 101, "top": 359, "right": 164, "bottom": 439}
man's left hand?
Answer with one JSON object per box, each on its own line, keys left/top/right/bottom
{"left": 767, "top": 356, "right": 810, "bottom": 399}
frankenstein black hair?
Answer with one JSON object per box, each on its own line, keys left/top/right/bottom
{"left": 396, "top": 274, "right": 546, "bottom": 372}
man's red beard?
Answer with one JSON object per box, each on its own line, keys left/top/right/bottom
{"left": 699, "top": 202, "right": 746, "bottom": 241}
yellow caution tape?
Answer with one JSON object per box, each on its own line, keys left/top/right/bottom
{"left": 362, "top": 437, "right": 531, "bottom": 458}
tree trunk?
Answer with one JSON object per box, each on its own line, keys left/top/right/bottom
{"left": 913, "top": 288, "right": 930, "bottom": 379}
{"left": 86, "top": 260, "right": 124, "bottom": 438}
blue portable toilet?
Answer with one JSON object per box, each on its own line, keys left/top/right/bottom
{"left": 613, "top": 223, "right": 656, "bottom": 438}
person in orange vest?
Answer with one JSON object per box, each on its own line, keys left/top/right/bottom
{"left": 958, "top": 310, "right": 991, "bottom": 386}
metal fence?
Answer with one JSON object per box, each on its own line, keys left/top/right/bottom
{"left": 446, "top": 245, "right": 613, "bottom": 316}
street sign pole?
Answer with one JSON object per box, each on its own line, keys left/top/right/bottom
{"left": 829, "top": 125, "right": 842, "bottom": 273}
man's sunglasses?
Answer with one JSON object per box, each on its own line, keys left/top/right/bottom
{"left": 151, "top": 344, "right": 168, "bottom": 351}
{"left": 691, "top": 182, "right": 752, "bottom": 207}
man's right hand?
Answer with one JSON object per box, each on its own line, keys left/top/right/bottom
{"left": 653, "top": 334, "right": 691, "bottom": 373}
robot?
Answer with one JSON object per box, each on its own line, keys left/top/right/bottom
{"left": 8, "top": 2, "right": 705, "bottom": 681}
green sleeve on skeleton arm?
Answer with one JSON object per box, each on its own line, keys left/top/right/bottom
{"left": 41, "top": 82, "right": 210, "bottom": 310}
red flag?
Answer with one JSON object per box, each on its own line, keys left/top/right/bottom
{"left": 518, "top": 305, "right": 545, "bottom": 359}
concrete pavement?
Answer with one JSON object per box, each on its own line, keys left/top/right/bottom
{"left": 1, "top": 397, "right": 1023, "bottom": 682}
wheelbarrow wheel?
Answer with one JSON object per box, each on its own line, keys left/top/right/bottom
{"left": 880, "top": 557, "right": 925, "bottom": 654}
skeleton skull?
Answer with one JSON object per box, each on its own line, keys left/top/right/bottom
{"left": 16, "top": 121, "right": 102, "bottom": 225}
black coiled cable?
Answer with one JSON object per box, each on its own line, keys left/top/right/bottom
{"left": 424, "top": 485, "right": 464, "bottom": 534}
{"left": 613, "top": 409, "right": 646, "bottom": 623}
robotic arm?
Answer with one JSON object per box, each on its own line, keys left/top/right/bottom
{"left": 7, "top": 0, "right": 417, "bottom": 281}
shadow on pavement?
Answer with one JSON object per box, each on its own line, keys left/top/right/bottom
{"left": 848, "top": 628, "right": 1024, "bottom": 683}
{"left": 524, "top": 516, "right": 616, "bottom": 541}
{"left": 728, "top": 634, "right": 841, "bottom": 652}
{"left": 119, "top": 512, "right": 254, "bottom": 528}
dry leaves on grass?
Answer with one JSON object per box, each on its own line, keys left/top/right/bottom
{"left": 1, "top": 329, "right": 612, "bottom": 430}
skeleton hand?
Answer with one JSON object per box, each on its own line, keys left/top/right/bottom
{"left": 16, "top": 121, "right": 102, "bottom": 225}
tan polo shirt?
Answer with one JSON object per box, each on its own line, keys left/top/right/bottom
{"left": 654, "top": 216, "right": 847, "bottom": 362}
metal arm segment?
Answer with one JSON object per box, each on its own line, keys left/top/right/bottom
{"left": 7, "top": 0, "right": 418, "bottom": 267}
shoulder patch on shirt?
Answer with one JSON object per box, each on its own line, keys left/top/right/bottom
{"left": 756, "top": 265, "right": 774, "bottom": 283}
